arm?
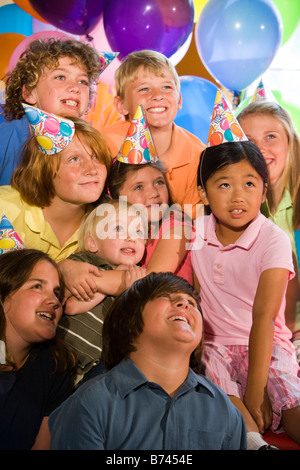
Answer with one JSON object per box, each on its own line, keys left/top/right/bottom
{"left": 58, "top": 258, "right": 103, "bottom": 301}
{"left": 64, "top": 291, "right": 107, "bottom": 315}
{"left": 244, "top": 267, "right": 290, "bottom": 433}
{"left": 31, "top": 417, "right": 51, "bottom": 450}
{"left": 145, "top": 222, "right": 191, "bottom": 274}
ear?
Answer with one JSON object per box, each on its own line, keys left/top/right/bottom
{"left": 114, "top": 95, "right": 129, "bottom": 117}
{"left": 177, "top": 92, "right": 182, "bottom": 111}
{"left": 261, "top": 183, "right": 268, "bottom": 204}
{"left": 197, "top": 186, "right": 209, "bottom": 205}
{"left": 85, "top": 234, "right": 98, "bottom": 253}
{"left": 22, "top": 85, "right": 38, "bottom": 105}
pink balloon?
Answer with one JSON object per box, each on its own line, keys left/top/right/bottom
{"left": 8, "top": 30, "right": 75, "bottom": 72}
{"left": 32, "top": 18, "right": 81, "bottom": 40}
{"left": 81, "top": 16, "right": 121, "bottom": 86}
{"left": 44, "top": 116, "right": 60, "bottom": 135}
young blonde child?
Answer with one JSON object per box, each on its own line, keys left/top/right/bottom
{"left": 192, "top": 140, "right": 300, "bottom": 449}
{"left": 0, "top": 37, "right": 116, "bottom": 185}
{"left": 58, "top": 198, "right": 147, "bottom": 382}
{"left": 101, "top": 49, "right": 205, "bottom": 219}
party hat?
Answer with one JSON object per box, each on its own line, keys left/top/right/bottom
{"left": 250, "top": 79, "right": 277, "bottom": 103}
{"left": 207, "top": 90, "right": 247, "bottom": 147}
{"left": 116, "top": 105, "right": 157, "bottom": 164}
{"left": 98, "top": 52, "right": 119, "bottom": 74}
{"left": 0, "top": 214, "right": 25, "bottom": 254}
{"left": 22, "top": 104, "right": 75, "bottom": 155}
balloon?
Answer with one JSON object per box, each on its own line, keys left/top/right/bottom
{"left": 103, "top": 0, "right": 194, "bottom": 60}
{"left": 0, "top": 33, "right": 25, "bottom": 78}
{"left": 8, "top": 30, "right": 76, "bottom": 72}
{"left": 272, "top": 0, "right": 300, "bottom": 45}
{"left": 169, "top": 31, "right": 193, "bottom": 66}
{"left": 195, "top": 0, "right": 283, "bottom": 91}
{"left": 0, "top": 4, "right": 33, "bottom": 36}
{"left": 13, "top": 0, "right": 47, "bottom": 23}
{"left": 28, "top": 0, "right": 106, "bottom": 35}
{"left": 174, "top": 75, "right": 219, "bottom": 143}
{"left": 32, "top": 18, "right": 81, "bottom": 40}
{"left": 193, "top": 0, "right": 208, "bottom": 23}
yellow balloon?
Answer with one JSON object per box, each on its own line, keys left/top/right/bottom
{"left": 36, "top": 135, "right": 53, "bottom": 151}
{"left": 193, "top": 0, "right": 208, "bottom": 23}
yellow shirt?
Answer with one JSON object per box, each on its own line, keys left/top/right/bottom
{"left": 0, "top": 186, "right": 79, "bottom": 262}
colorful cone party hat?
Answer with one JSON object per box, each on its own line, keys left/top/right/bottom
{"left": 98, "top": 52, "right": 119, "bottom": 74}
{"left": 116, "top": 105, "right": 157, "bottom": 164}
{"left": 0, "top": 214, "right": 25, "bottom": 254}
{"left": 207, "top": 90, "right": 248, "bottom": 147}
{"left": 22, "top": 104, "right": 75, "bottom": 155}
{"left": 250, "top": 79, "right": 277, "bottom": 103}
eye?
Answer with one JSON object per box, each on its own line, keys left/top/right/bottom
{"left": 245, "top": 181, "right": 255, "bottom": 187}
{"left": 114, "top": 225, "right": 125, "bottom": 233}
{"left": 219, "top": 182, "right": 230, "bottom": 188}
{"left": 79, "top": 79, "right": 89, "bottom": 86}
{"left": 55, "top": 74, "right": 65, "bottom": 81}
{"left": 31, "top": 282, "right": 42, "bottom": 290}
{"left": 155, "top": 179, "right": 166, "bottom": 186}
{"left": 134, "top": 184, "right": 143, "bottom": 191}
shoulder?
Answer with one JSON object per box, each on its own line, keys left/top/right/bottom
{"left": 173, "top": 124, "right": 205, "bottom": 150}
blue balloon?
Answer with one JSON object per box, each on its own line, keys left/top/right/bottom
{"left": 174, "top": 75, "right": 219, "bottom": 143}
{"left": 0, "top": 4, "right": 33, "bottom": 36}
{"left": 195, "top": 0, "right": 283, "bottom": 91}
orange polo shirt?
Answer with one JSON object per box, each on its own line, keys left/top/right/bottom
{"left": 101, "top": 121, "right": 205, "bottom": 219}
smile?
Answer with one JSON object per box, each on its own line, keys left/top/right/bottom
{"left": 169, "top": 315, "right": 190, "bottom": 325}
{"left": 36, "top": 311, "right": 55, "bottom": 321}
{"left": 147, "top": 107, "right": 167, "bottom": 113}
{"left": 62, "top": 99, "right": 78, "bottom": 107}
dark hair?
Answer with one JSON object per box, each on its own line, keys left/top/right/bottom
{"left": 102, "top": 272, "right": 203, "bottom": 372}
{"left": 0, "top": 249, "right": 77, "bottom": 373}
{"left": 197, "top": 141, "right": 269, "bottom": 190}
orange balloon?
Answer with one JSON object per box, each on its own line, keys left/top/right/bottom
{"left": 13, "top": 0, "right": 47, "bottom": 23}
{"left": 0, "top": 32, "right": 25, "bottom": 79}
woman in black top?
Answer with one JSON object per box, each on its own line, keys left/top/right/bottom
{"left": 0, "top": 249, "right": 77, "bottom": 449}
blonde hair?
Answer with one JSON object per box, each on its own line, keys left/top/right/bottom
{"left": 115, "top": 49, "right": 181, "bottom": 101}
{"left": 238, "top": 101, "right": 300, "bottom": 229}
{"left": 11, "top": 117, "right": 112, "bottom": 208}
{"left": 78, "top": 197, "right": 148, "bottom": 252}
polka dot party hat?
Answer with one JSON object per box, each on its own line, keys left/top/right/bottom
{"left": 0, "top": 214, "right": 25, "bottom": 254}
{"left": 116, "top": 105, "right": 157, "bottom": 164}
{"left": 207, "top": 89, "right": 247, "bottom": 147}
{"left": 250, "top": 79, "right": 278, "bottom": 103}
{"left": 22, "top": 104, "right": 75, "bottom": 155}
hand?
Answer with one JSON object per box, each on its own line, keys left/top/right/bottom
{"left": 58, "top": 259, "right": 103, "bottom": 301}
{"left": 124, "top": 265, "right": 147, "bottom": 289}
{"left": 244, "top": 387, "right": 273, "bottom": 434}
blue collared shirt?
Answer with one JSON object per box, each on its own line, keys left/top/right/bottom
{"left": 49, "top": 359, "right": 246, "bottom": 450}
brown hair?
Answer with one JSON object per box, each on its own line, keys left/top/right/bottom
{"left": 0, "top": 248, "right": 77, "bottom": 373}
{"left": 11, "top": 117, "right": 112, "bottom": 208}
{"left": 102, "top": 272, "right": 203, "bottom": 372}
{"left": 238, "top": 101, "right": 300, "bottom": 229}
{"left": 3, "top": 38, "right": 103, "bottom": 120}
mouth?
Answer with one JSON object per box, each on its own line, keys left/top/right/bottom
{"left": 264, "top": 157, "right": 273, "bottom": 166}
{"left": 230, "top": 209, "right": 244, "bottom": 214}
{"left": 120, "top": 247, "right": 136, "bottom": 255}
{"left": 61, "top": 99, "right": 79, "bottom": 108}
{"left": 147, "top": 106, "right": 167, "bottom": 114}
{"left": 36, "top": 311, "right": 55, "bottom": 322}
{"left": 168, "top": 315, "right": 191, "bottom": 326}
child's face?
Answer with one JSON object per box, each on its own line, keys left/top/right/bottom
{"left": 116, "top": 66, "right": 181, "bottom": 131}
{"left": 199, "top": 160, "right": 267, "bottom": 242}
{"left": 88, "top": 212, "right": 146, "bottom": 268}
{"left": 52, "top": 135, "right": 107, "bottom": 206}
{"left": 119, "top": 166, "right": 169, "bottom": 223}
{"left": 22, "top": 57, "right": 90, "bottom": 118}
{"left": 3, "top": 260, "right": 63, "bottom": 347}
{"left": 239, "top": 113, "right": 289, "bottom": 188}
{"left": 134, "top": 292, "right": 202, "bottom": 355}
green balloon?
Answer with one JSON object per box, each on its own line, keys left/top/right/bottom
{"left": 272, "top": 0, "right": 300, "bottom": 45}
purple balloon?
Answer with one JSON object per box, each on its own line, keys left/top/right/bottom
{"left": 28, "top": 0, "right": 106, "bottom": 35}
{"left": 103, "top": 0, "right": 194, "bottom": 60}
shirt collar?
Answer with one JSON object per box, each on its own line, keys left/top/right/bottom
{"left": 204, "top": 212, "right": 265, "bottom": 250}
{"left": 262, "top": 189, "right": 292, "bottom": 217}
{"left": 114, "top": 358, "right": 216, "bottom": 399}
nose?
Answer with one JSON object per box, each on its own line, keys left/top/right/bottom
{"left": 151, "top": 88, "right": 163, "bottom": 100}
{"left": 231, "top": 187, "right": 244, "bottom": 202}
{"left": 174, "top": 298, "right": 190, "bottom": 310}
{"left": 83, "top": 158, "right": 98, "bottom": 175}
{"left": 67, "top": 79, "right": 80, "bottom": 94}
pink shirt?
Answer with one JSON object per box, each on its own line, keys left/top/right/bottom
{"left": 191, "top": 213, "right": 295, "bottom": 352}
{"left": 142, "top": 210, "right": 193, "bottom": 285}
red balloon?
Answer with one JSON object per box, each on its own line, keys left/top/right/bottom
{"left": 28, "top": 0, "right": 106, "bottom": 35}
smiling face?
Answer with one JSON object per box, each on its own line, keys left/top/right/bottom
{"left": 3, "top": 260, "right": 63, "bottom": 351}
{"left": 115, "top": 66, "right": 182, "bottom": 131}
{"left": 134, "top": 292, "right": 203, "bottom": 355}
{"left": 52, "top": 134, "right": 108, "bottom": 206}
{"left": 239, "top": 113, "right": 289, "bottom": 188}
{"left": 22, "top": 56, "right": 90, "bottom": 118}
{"left": 199, "top": 159, "right": 267, "bottom": 245}
{"left": 118, "top": 165, "right": 169, "bottom": 222}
